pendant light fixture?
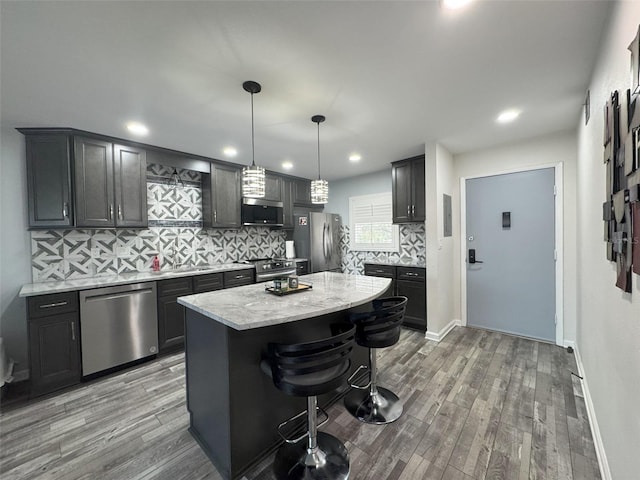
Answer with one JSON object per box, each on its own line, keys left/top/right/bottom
{"left": 310, "top": 115, "right": 328, "bottom": 204}
{"left": 241, "top": 80, "right": 266, "bottom": 198}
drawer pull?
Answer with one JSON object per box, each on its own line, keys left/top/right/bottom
{"left": 71, "top": 321, "right": 76, "bottom": 341}
{"left": 406, "top": 272, "right": 418, "bottom": 276}
{"left": 235, "top": 275, "right": 244, "bottom": 279}
{"left": 39, "top": 301, "right": 68, "bottom": 309}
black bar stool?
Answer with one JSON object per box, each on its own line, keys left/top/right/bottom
{"left": 343, "top": 296, "right": 407, "bottom": 424}
{"left": 262, "top": 323, "right": 355, "bottom": 480}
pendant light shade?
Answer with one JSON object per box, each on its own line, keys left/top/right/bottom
{"left": 241, "top": 81, "right": 265, "bottom": 198}
{"left": 310, "top": 115, "right": 328, "bottom": 204}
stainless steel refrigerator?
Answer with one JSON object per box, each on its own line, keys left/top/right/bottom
{"left": 293, "top": 212, "right": 342, "bottom": 273}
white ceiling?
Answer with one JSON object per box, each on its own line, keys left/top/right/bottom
{"left": 0, "top": 1, "right": 612, "bottom": 181}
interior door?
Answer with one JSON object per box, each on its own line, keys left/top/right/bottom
{"left": 466, "top": 168, "right": 556, "bottom": 342}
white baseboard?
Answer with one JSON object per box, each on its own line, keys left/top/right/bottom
{"left": 425, "top": 319, "right": 461, "bottom": 342}
{"left": 572, "top": 343, "right": 612, "bottom": 480}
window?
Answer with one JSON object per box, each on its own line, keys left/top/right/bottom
{"left": 349, "top": 192, "right": 399, "bottom": 252}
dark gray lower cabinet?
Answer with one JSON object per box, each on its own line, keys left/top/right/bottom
{"left": 157, "top": 270, "right": 253, "bottom": 354}
{"left": 28, "top": 292, "right": 80, "bottom": 397}
{"left": 223, "top": 269, "right": 255, "bottom": 287}
{"left": 295, "top": 260, "right": 309, "bottom": 275}
{"left": 364, "top": 263, "right": 426, "bottom": 331}
{"left": 364, "top": 263, "right": 396, "bottom": 297}
{"left": 395, "top": 267, "right": 426, "bottom": 330}
{"left": 157, "top": 277, "right": 193, "bottom": 354}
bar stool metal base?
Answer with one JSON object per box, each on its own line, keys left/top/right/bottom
{"left": 273, "top": 432, "right": 350, "bottom": 480}
{"left": 343, "top": 386, "right": 403, "bottom": 425}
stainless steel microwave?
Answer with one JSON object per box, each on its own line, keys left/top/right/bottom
{"left": 241, "top": 198, "right": 284, "bottom": 226}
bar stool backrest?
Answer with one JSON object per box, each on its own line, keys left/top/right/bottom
{"left": 266, "top": 323, "right": 356, "bottom": 397}
{"left": 349, "top": 296, "right": 408, "bottom": 348}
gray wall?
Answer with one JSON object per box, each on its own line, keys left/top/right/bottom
{"left": 575, "top": 2, "right": 640, "bottom": 477}
{"left": 0, "top": 127, "right": 31, "bottom": 380}
{"left": 325, "top": 169, "right": 391, "bottom": 223}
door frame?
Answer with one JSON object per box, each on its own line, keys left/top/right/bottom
{"left": 459, "top": 162, "right": 564, "bottom": 346}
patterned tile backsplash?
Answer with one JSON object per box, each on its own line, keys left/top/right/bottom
{"left": 339, "top": 223, "right": 426, "bottom": 275}
{"left": 30, "top": 163, "right": 426, "bottom": 282}
{"left": 30, "top": 164, "right": 286, "bottom": 282}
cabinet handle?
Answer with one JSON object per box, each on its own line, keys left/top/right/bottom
{"left": 235, "top": 275, "right": 244, "bottom": 279}
{"left": 39, "top": 301, "right": 68, "bottom": 309}
{"left": 407, "top": 205, "right": 410, "bottom": 217}
{"left": 62, "top": 202, "right": 69, "bottom": 218}
{"left": 71, "top": 321, "right": 76, "bottom": 341}
{"left": 406, "top": 272, "right": 418, "bottom": 277}
{"left": 214, "top": 210, "right": 217, "bottom": 223}
{"left": 412, "top": 205, "right": 415, "bottom": 216}
{"left": 118, "top": 204, "right": 123, "bottom": 220}
{"left": 109, "top": 204, "right": 114, "bottom": 220}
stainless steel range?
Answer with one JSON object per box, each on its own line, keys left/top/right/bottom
{"left": 237, "top": 257, "right": 296, "bottom": 282}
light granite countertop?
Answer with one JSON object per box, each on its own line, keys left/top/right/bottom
{"left": 19, "top": 263, "right": 254, "bottom": 297}
{"left": 178, "top": 271, "right": 391, "bottom": 331}
{"left": 364, "top": 258, "right": 426, "bottom": 268}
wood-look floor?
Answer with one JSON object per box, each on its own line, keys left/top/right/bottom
{"left": 0, "top": 327, "right": 601, "bottom": 480}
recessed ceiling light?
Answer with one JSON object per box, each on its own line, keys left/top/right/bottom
{"left": 126, "top": 122, "right": 148, "bottom": 135}
{"left": 496, "top": 109, "right": 521, "bottom": 123}
{"left": 442, "top": 0, "right": 473, "bottom": 10}
{"left": 349, "top": 154, "right": 361, "bottom": 162}
{"left": 281, "top": 161, "right": 293, "bottom": 170}
{"left": 223, "top": 147, "right": 238, "bottom": 157}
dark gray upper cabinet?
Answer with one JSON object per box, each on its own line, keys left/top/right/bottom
{"left": 22, "top": 128, "right": 148, "bottom": 229}
{"left": 74, "top": 137, "right": 147, "bottom": 228}
{"left": 114, "top": 144, "right": 147, "bottom": 227}
{"left": 24, "top": 133, "right": 73, "bottom": 228}
{"left": 293, "top": 178, "right": 313, "bottom": 206}
{"left": 282, "top": 178, "right": 294, "bottom": 229}
{"left": 264, "top": 173, "right": 283, "bottom": 202}
{"left": 392, "top": 155, "right": 425, "bottom": 223}
{"left": 74, "top": 137, "right": 115, "bottom": 227}
{"left": 203, "top": 163, "right": 241, "bottom": 228}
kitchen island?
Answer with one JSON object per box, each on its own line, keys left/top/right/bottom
{"left": 177, "top": 272, "right": 391, "bottom": 480}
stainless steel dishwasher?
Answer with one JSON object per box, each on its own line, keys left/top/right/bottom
{"left": 79, "top": 282, "right": 158, "bottom": 376}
